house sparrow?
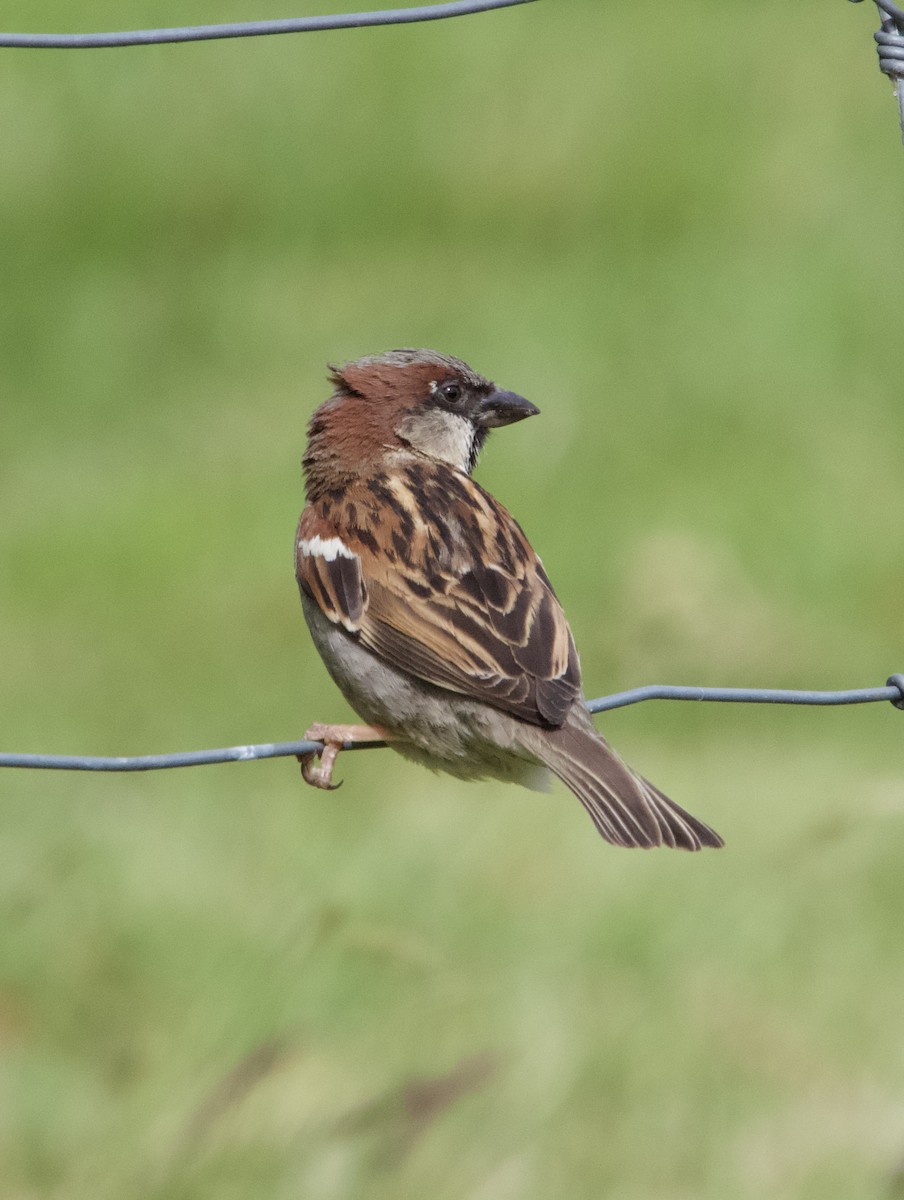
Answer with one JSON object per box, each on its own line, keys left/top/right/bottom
{"left": 295, "top": 349, "right": 723, "bottom": 851}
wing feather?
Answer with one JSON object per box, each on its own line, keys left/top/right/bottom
{"left": 295, "top": 519, "right": 367, "bottom": 632}
{"left": 296, "top": 466, "right": 581, "bottom": 728}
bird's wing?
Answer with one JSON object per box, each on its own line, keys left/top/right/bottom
{"left": 296, "top": 464, "right": 581, "bottom": 728}
{"left": 295, "top": 529, "right": 367, "bottom": 633}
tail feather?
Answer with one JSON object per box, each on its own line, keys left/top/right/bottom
{"left": 549, "top": 748, "right": 659, "bottom": 848}
{"left": 538, "top": 716, "right": 723, "bottom": 851}
{"left": 640, "top": 773, "right": 723, "bottom": 851}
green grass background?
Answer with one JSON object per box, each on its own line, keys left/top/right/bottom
{"left": 1, "top": 1, "right": 903, "bottom": 1196}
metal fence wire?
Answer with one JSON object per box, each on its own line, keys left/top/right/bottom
{"left": 1, "top": 3, "right": 900, "bottom": 770}
{"left": 851, "top": 0, "right": 904, "bottom": 138}
{"left": 2, "top": 677, "right": 901, "bottom": 772}
{"left": 0, "top": 0, "right": 537, "bottom": 49}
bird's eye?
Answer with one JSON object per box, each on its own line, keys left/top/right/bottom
{"left": 441, "top": 382, "right": 463, "bottom": 405}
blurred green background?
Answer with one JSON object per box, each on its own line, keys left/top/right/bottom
{"left": 1, "top": 1, "right": 903, "bottom": 1196}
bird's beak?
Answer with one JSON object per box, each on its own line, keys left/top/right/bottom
{"left": 476, "top": 389, "right": 540, "bottom": 428}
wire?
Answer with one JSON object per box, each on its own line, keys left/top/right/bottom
{"left": 0, "top": 0, "right": 537, "bottom": 50}
{"left": 872, "top": 0, "right": 904, "bottom": 82}
{"left": 1, "top": 676, "right": 901, "bottom": 772}
{"left": 874, "top": 0, "right": 904, "bottom": 24}
{"left": 850, "top": 0, "right": 904, "bottom": 142}
{"left": 588, "top": 677, "right": 904, "bottom": 713}
{"left": 851, "top": 0, "right": 904, "bottom": 25}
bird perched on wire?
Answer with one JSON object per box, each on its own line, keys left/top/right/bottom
{"left": 295, "top": 349, "right": 722, "bottom": 851}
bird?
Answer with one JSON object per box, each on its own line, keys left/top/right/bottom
{"left": 294, "top": 349, "right": 723, "bottom": 851}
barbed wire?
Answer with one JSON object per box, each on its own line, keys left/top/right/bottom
{"left": 851, "top": 0, "right": 904, "bottom": 140}
{"left": 0, "top": 0, "right": 536, "bottom": 50}
{"left": 1, "top": 676, "right": 901, "bottom": 773}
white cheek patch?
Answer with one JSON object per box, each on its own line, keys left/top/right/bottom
{"left": 297, "top": 535, "right": 357, "bottom": 562}
{"left": 442, "top": 412, "right": 477, "bottom": 470}
{"left": 396, "top": 408, "right": 475, "bottom": 472}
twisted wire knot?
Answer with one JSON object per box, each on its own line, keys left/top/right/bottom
{"left": 887, "top": 674, "right": 904, "bottom": 710}
{"left": 876, "top": 27, "right": 904, "bottom": 81}
{"left": 874, "top": 0, "right": 904, "bottom": 80}
{"left": 851, "top": 0, "right": 904, "bottom": 80}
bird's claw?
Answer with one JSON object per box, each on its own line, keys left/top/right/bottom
{"left": 298, "top": 726, "right": 344, "bottom": 791}
{"left": 298, "top": 753, "right": 343, "bottom": 790}
{"left": 296, "top": 723, "right": 386, "bottom": 791}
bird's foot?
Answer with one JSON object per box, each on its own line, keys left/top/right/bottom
{"left": 297, "top": 723, "right": 387, "bottom": 790}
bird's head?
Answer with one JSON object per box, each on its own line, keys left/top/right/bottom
{"left": 303, "top": 349, "right": 539, "bottom": 496}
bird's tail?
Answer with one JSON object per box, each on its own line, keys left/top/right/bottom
{"left": 538, "top": 713, "right": 723, "bottom": 851}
